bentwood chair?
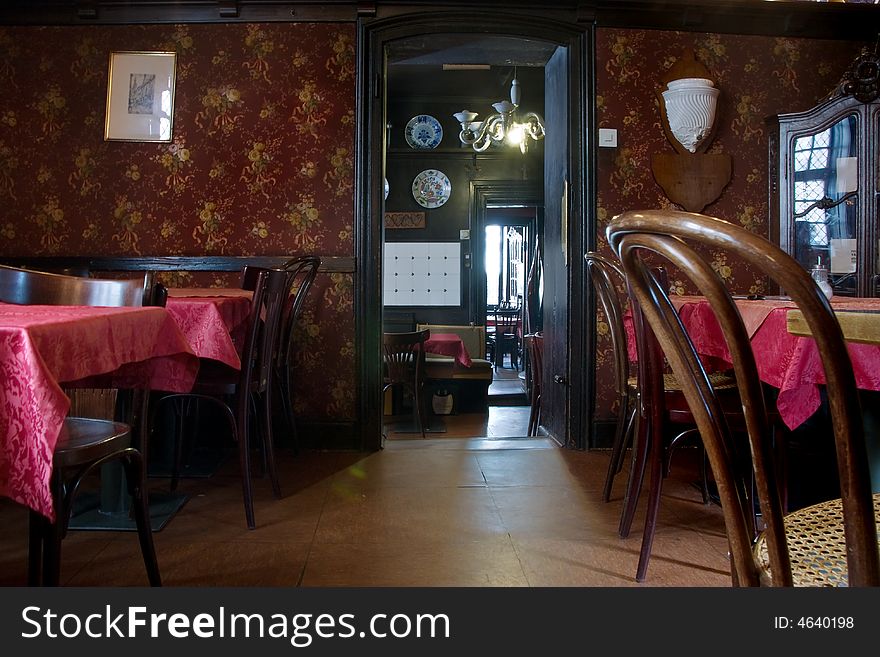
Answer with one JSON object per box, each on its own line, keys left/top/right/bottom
{"left": 275, "top": 255, "right": 321, "bottom": 449}
{"left": 585, "top": 253, "right": 639, "bottom": 503}
{"left": 608, "top": 209, "right": 880, "bottom": 586}
{"left": 0, "top": 264, "right": 162, "bottom": 586}
{"left": 524, "top": 332, "right": 544, "bottom": 436}
{"left": 489, "top": 306, "right": 521, "bottom": 370}
{"left": 157, "top": 266, "right": 294, "bottom": 529}
{"left": 383, "top": 329, "right": 430, "bottom": 438}
{"left": 586, "top": 252, "right": 740, "bottom": 581}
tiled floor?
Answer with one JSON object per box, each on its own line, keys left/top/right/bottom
{"left": 0, "top": 407, "right": 731, "bottom": 587}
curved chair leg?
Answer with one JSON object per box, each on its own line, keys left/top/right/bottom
{"left": 413, "top": 383, "right": 426, "bottom": 438}
{"left": 233, "top": 392, "right": 256, "bottom": 530}
{"left": 527, "top": 387, "right": 539, "bottom": 436}
{"left": 635, "top": 426, "right": 699, "bottom": 582}
{"left": 603, "top": 390, "right": 636, "bottom": 502}
{"left": 618, "top": 411, "right": 649, "bottom": 538}
{"left": 259, "top": 389, "right": 282, "bottom": 499}
{"left": 636, "top": 422, "right": 666, "bottom": 582}
{"left": 280, "top": 362, "right": 299, "bottom": 453}
{"left": 120, "top": 448, "right": 162, "bottom": 586}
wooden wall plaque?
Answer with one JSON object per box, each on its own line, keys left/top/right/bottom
{"left": 384, "top": 211, "right": 425, "bottom": 229}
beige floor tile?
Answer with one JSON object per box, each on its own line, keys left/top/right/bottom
{"left": 300, "top": 537, "right": 528, "bottom": 587}
{"left": 0, "top": 405, "right": 739, "bottom": 588}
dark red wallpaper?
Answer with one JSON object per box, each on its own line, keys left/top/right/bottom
{"left": 593, "top": 29, "right": 866, "bottom": 422}
{"left": 0, "top": 22, "right": 866, "bottom": 431}
{"left": 0, "top": 23, "right": 357, "bottom": 422}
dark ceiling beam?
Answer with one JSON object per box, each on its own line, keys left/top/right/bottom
{"left": 0, "top": 1, "right": 876, "bottom": 39}
{"left": 592, "top": 0, "right": 879, "bottom": 40}
{"left": 0, "top": 1, "right": 359, "bottom": 24}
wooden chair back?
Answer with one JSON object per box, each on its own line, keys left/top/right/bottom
{"left": 607, "top": 208, "right": 880, "bottom": 586}
{"left": 238, "top": 266, "right": 294, "bottom": 396}
{"left": 0, "top": 264, "right": 156, "bottom": 307}
{"left": 585, "top": 252, "right": 632, "bottom": 415}
{"left": 278, "top": 255, "right": 321, "bottom": 365}
{"left": 383, "top": 329, "right": 430, "bottom": 437}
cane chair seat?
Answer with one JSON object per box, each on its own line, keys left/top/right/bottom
{"left": 754, "top": 492, "right": 880, "bottom": 587}
{"left": 626, "top": 371, "right": 737, "bottom": 392}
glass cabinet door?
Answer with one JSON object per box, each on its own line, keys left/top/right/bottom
{"left": 790, "top": 114, "right": 860, "bottom": 295}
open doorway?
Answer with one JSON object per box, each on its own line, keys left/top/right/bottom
{"left": 358, "top": 15, "right": 592, "bottom": 451}
{"left": 379, "top": 37, "right": 546, "bottom": 439}
{"left": 483, "top": 205, "right": 540, "bottom": 405}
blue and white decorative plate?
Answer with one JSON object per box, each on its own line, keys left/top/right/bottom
{"left": 412, "top": 169, "right": 451, "bottom": 209}
{"left": 405, "top": 114, "right": 443, "bottom": 149}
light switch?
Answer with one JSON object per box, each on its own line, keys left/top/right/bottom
{"left": 459, "top": 229, "right": 470, "bottom": 240}
{"left": 598, "top": 128, "right": 618, "bottom": 148}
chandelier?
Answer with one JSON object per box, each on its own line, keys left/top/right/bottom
{"left": 453, "top": 71, "right": 545, "bottom": 154}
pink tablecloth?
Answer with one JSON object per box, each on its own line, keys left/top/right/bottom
{"left": 166, "top": 288, "right": 252, "bottom": 369}
{"left": 0, "top": 304, "right": 199, "bottom": 521}
{"left": 653, "top": 296, "right": 880, "bottom": 430}
{"left": 425, "top": 333, "right": 472, "bottom": 368}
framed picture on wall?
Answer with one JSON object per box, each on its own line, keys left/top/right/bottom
{"left": 104, "top": 51, "right": 177, "bottom": 142}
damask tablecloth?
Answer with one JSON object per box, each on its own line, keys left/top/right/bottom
{"left": 165, "top": 288, "right": 252, "bottom": 369}
{"left": 424, "top": 333, "right": 473, "bottom": 368}
{"left": 0, "top": 304, "right": 199, "bottom": 521}
{"left": 633, "top": 296, "right": 880, "bottom": 430}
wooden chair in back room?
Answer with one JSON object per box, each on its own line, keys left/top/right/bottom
{"left": 382, "top": 329, "right": 430, "bottom": 439}
{"left": 607, "top": 209, "right": 880, "bottom": 586}
{"left": 489, "top": 305, "right": 520, "bottom": 370}
{"left": 523, "top": 331, "right": 544, "bottom": 436}
{"left": 0, "top": 264, "right": 162, "bottom": 586}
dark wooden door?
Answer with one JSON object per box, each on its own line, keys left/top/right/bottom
{"left": 540, "top": 46, "right": 569, "bottom": 445}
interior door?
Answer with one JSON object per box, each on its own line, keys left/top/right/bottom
{"left": 540, "top": 46, "right": 569, "bottom": 445}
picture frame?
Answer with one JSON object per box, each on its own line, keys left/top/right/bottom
{"left": 104, "top": 51, "right": 177, "bottom": 142}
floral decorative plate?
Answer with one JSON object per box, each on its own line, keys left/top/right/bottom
{"left": 412, "top": 169, "right": 451, "bottom": 209}
{"left": 405, "top": 114, "right": 443, "bottom": 149}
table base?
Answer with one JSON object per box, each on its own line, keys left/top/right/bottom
{"left": 68, "top": 489, "right": 189, "bottom": 532}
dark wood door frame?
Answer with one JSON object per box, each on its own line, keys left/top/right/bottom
{"left": 469, "top": 181, "right": 543, "bottom": 324}
{"left": 356, "top": 11, "right": 594, "bottom": 452}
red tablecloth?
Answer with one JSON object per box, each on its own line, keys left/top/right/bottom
{"left": 0, "top": 304, "right": 199, "bottom": 521}
{"left": 166, "top": 288, "right": 252, "bottom": 369}
{"left": 424, "top": 333, "right": 472, "bottom": 368}
{"left": 627, "top": 296, "right": 880, "bottom": 430}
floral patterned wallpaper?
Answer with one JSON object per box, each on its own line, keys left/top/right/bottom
{"left": 0, "top": 20, "right": 866, "bottom": 435}
{"left": 0, "top": 23, "right": 357, "bottom": 424}
{"left": 593, "top": 29, "right": 866, "bottom": 425}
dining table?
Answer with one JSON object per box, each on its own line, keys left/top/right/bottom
{"left": 627, "top": 294, "right": 880, "bottom": 494}
{"left": 424, "top": 332, "right": 472, "bottom": 368}
{"left": 663, "top": 295, "right": 880, "bottom": 431}
{"left": 0, "top": 303, "right": 199, "bottom": 524}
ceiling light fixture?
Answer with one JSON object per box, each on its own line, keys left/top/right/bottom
{"left": 453, "top": 68, "right": 545, "bottom": 154}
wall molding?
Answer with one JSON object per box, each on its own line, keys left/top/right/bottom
{"left": 0, "top": 255, "right": 355, "bottom": 274}
{"left": 1, "top": 1, "right": 875, "bottom": 40}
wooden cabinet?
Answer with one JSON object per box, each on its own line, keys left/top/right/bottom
{"left": 768, "top": 47, "right": 880, "bottom": 297}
